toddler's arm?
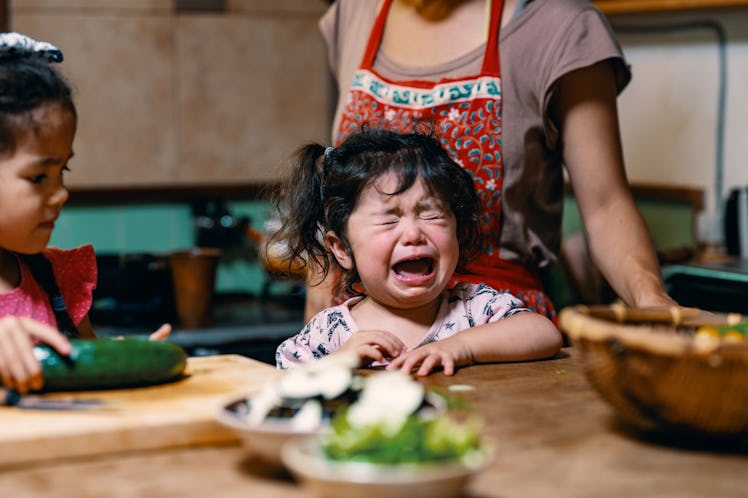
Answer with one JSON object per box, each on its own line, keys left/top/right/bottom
{"left": 386, "top": 312, "right": 562, "bottom": 376}
{"left": 0, "top": 316, "right": 72, "bottom": 393}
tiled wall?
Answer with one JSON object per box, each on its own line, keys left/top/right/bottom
{"left": 50, "top": 200, "right": 274, "bottom": 295}
{"left": 50, "top": 193, "right": 696, "bottom": 302}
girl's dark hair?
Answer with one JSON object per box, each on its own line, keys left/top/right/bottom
{"left": 268, "top": 127, "right": 482, "bottom": 297}
{"left": 0, "top": 54, "right": 76, "bottom": 154}
{"left": 1, "top": 48, "right": 79, "bottom": 336}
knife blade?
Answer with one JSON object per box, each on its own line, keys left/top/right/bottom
{"left": 1, "top": 389, "right": 108, "bottom": 410}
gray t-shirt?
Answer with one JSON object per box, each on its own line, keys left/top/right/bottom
{"left": 320, "top": 0, "right": 630, "bottom": 271}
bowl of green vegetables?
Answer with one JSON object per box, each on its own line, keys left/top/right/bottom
{"left": 281, "top": 370, "right": 491, "bottom": 498}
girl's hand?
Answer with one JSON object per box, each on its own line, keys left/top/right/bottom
{"left": 148, "top": 323, "right": 172, "bottom": 341}
{"left": 336, "top": 330, "right": 406, "bottom": 367}
{"left": 0, "top": 316, "right": 72, "bottom": 394}
{"left": 386, "top": 337, "right": 472, "bottom": 376}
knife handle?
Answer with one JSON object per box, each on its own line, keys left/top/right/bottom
{"left": 0, "top": 389, "right": 21, "bottom": 406}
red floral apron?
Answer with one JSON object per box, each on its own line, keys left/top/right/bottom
{"left": 335, "top": 0, "right": 555, "bottom": 319}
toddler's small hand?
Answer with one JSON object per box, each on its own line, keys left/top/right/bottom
{"left": 0, "top": 316, "right": 71, "bottom": 394}
{"left": 337, "top": 329, "right": 406, "bottom": 367}
{"left": 386, "top": 338, "right": 472, "bottom": 376}
{"left": 148, "top": 323, "right": 172, "bottom": 341}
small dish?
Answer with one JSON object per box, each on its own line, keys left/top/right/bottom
{"left": 282, "top": 436, "right": 492, "bottom": 498}
{"left": 216, "top": 353, "right": 362, "bottom": 465}
{"left": 216, "top": 396, "right": 321, "bottom": 466}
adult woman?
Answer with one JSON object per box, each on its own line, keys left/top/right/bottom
{"left": 305, "top": 0, "right": 676, "bottom": 321}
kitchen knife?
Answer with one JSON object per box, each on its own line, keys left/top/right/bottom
{"left": 1, "top": 389, "right": 107, "bottom": 410}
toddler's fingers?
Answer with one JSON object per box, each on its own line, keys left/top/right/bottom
{"left": 6, "top": 325, "right": 44, "bottom": 392}
{"left": 149, "top": 323, "right": 172, "bottom": 341}
{"left": 385, "top": 353, "right": 408, "bottom": 370}
{"left": 418, "top": 354, "right": 453, "bottom": 376}
{"left": 367, "top": 331, "right": 405, "bottom": 354}
{"left": 374, "top": 340, "right": 405, "bottom": 360}
{"left": 415, "top": 354, "right": 442, "bottom": 377}
{"left": 396, "top": 352, "right": 428, "bottom": 375}
{"left": 18, "top": 317, "right": 71, "bottom": 355}
{"left": 0, "top": 353, "right": 14, "bottom": 391}
{"left": 360, "top": 345, "right": 386, "bottom": 363}
{"left": 441, "top": 356, "right": 456, "bottom": 376}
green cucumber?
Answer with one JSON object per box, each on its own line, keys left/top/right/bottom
{"left": 34, "top": 338, "right": 188, "bottom": 391}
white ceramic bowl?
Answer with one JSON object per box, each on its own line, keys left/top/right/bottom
{"left": 216, "top": 396, "right": 321, "bottom": 466}
{"left": 281, "top": 436, "right": 492, "bottom": 498}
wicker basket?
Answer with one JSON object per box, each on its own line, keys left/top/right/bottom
{"left": 558, "top": 305, "right": 748, "bottom": 435}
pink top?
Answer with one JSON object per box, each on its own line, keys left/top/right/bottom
{"left": 276, "top": 282, "right": 527, "bottom": 369}
{"left": 0, "top": 245, "right": 97, "bottom": 327}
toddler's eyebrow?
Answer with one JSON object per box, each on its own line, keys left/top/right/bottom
{"left": 39, "top": 151, "right": 74, "bottom": 166}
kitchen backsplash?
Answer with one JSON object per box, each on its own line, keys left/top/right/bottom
{"left": 50, "top": 200, "right": 272, "bottom": 295}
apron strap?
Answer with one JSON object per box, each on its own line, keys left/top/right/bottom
{"left": 360, "top": 0, "right": 393, "bottom": 68}
{"left": 482, "top": 0, "right": 504, "bottom": 75}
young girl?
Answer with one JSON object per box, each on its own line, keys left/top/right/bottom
{"left": 0, "top": 33, "right": 169, "bottom": 394}
{"left": 272, "top": 128, "right": 562, "bottom": 376}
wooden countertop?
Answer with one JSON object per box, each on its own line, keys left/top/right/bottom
{"left": 0, "top": 348, "right": 745, "bottom": 497}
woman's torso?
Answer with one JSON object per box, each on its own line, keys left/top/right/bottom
{"left": 321, "top": 0, "right": 630, "bottom": 271}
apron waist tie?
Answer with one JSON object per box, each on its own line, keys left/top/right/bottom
{"left": 455, "top": 258, "right": 543, "bottom": 292}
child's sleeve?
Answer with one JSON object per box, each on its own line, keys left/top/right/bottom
{"left": 275, "top": 315, "right": 329, "bottom": 369}
{"left": 45, "top": 245, "right": 97, "bottom": 326}
{"left": 460, "top": 283, "right": 529, "bottom": 325}
{"left": 275, "top": 308, "right": 353, "bottom": 369}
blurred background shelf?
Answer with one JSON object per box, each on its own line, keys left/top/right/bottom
{"left": 595, "top": 0, "right": 748, "bottom": 14}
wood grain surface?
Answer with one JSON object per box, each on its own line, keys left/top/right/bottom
{"left": 0, "top": 355, "right": 279, "bottom": 466}
{"left": 0, "top": 349, "right": 745, "bottom": 498}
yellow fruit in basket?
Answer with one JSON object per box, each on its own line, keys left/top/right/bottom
{"left": 722, "top": 330, "right": 745, "bottom": 343}
{"left": 695, "top": 326, "right": 720, "bottom": 338}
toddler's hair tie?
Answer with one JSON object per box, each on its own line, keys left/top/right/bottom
{"left": 324, "top": 146, "right": 334, "bottom": 158}
{"left": 0, "top": 32, "right": 63, "bottom": 63}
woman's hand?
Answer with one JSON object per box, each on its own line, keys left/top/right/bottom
{"left": 0, "top": 316, "right": 71, "bottom": 394}
{"left": 386, "top": 337, "right": 473, "bottom": 376}
{"left": 336, "top": 330, "right": 406, "bottom": 367}
{"left": 148, "top": 323, "right": 172, "bottom": 341}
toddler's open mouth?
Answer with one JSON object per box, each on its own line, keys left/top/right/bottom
{"left": 392, "top": 257, "right": 435, "bottom": 280}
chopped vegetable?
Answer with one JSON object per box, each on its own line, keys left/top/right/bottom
{"left": 321, "top": 371, "right": 482, "bottom": 464}
{"left": 245, "top": 353, "right": 362, "bottom": 429}
{"left": 346, "top": 371, "right": 424, "bottom": 433}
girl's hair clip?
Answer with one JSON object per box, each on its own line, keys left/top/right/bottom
{"left": 0, "top": 32, "right": 63, "bottom": 63}
{"left": 324, "top": 146, "right": 334, "bottom": 158}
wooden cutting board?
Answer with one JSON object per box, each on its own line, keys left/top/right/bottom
{"left": 0, "top": 354, "right": 280, "bottom": 466}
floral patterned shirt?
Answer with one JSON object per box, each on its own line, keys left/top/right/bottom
{"left": 276, "top": 282, "right": 527, "bottom": 369}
